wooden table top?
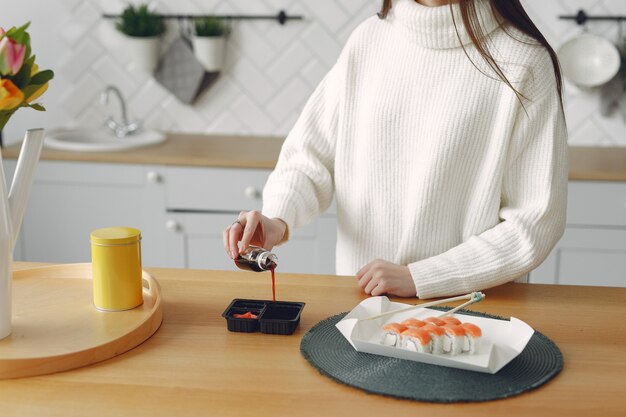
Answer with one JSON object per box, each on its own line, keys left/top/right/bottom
{"left": 2, "top": 263, "right": 625, "bottom": 416}
{"left": 3, "top": 133, "right": 626, "bottom": 180}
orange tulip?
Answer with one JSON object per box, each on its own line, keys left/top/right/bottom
{"left": 0, "top": 78, "right": 24, "bottom": 110}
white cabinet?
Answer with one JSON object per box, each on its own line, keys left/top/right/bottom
{"left": 162, "top": 166, "right": 337, "bottom": 274}
{"left": 529, "top": 181, "right": 626, "bottom": 287}
{"left": 5, "top": 160, "right": 170, "bottom": 267}
{"left": 13, "top": 159, "right": 622, "bottom": 285}
{"left": 5, "top": 161, "right": 337, "bottom": 274}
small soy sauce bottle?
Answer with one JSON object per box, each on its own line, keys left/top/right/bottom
{"left": 234, "top": 246, "right": 278, "bottom": 272}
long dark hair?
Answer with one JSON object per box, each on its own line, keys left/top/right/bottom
{"left": 378, "top": 0, "right": 563, "bottom": 108}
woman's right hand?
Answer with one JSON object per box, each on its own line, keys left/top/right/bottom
{"left": 223, "top": 210, "right": 288, "bottom": 260}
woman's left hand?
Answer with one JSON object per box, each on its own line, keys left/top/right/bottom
{"left": 356, "top": 259, "right": 417, "bottom": 297}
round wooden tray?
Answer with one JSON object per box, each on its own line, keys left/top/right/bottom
{"left": 0, "top": 263, "right": 163, "bottom": 379}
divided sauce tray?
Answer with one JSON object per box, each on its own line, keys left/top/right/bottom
{"left": 222, "top": 299, "right": 305, "bottom": 335}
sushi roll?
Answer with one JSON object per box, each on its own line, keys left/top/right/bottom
{"left": 401, "top": 318, "right": 426, "bottom": 328}
{"left": 461, "top": 322, "right": 482, "bottom": 354}
{"left": 421, "top": 324, "right": 445, "bottom": 355}
{"left": 401, "top": 328, "right": 432, "bottom": 353}
{"left": 439, "top": 316, "right": 462, "bottom": 326}
{"left": 381, "top": 322, "right": 407, "bottom": 347}
{"left": 442, "top": 324, "right": 466, "bottom": 356}
{"left": 424, "top": 316, "right": 446, "bottom": 326}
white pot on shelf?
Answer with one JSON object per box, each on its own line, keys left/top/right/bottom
{"left": 123, "top": 35, "right": 161, "bottom": 73}
{"left": 191, "top": 36, "right": 225, "bottom": 72}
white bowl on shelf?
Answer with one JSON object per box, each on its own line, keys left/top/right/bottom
{"left": 557, "top": 33, "right": 621, "bottom": 88}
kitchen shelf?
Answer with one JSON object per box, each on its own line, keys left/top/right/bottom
{"left": 102, "top": 10, "right": 303, "bottom": 25}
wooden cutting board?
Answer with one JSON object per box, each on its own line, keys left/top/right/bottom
{"left": 0, "top": 263, "right": 162, "bottom": 379}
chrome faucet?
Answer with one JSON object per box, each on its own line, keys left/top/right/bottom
{"left": 100, "top": 85, "right": 141, "bottom": 138}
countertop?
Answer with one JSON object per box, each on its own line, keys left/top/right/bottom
{"left": 2, "top": 262, "right": 625, "bottom": 417}
{"left": 1, "top": 133, "right": 284, "bottom": 170}
{"left": 2, "top": 133, "right": 626, "bottom": 180}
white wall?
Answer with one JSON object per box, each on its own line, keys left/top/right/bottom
{"left": 2, "top": 0, "right": 626, "bottom": 146}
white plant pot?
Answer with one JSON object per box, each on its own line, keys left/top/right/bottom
{"left": 191, "top": 36, "right": 225, "bottom": 72}
{"left": 124, "top": 35, "right": 161, "bottom": 73}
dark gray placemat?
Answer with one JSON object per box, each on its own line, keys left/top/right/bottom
{"left": 300, "top": 307, "right": 563, "bottom": 403}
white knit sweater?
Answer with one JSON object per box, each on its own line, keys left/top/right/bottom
{"left": 262, "top": 0, "right": 568, "bottom": 298}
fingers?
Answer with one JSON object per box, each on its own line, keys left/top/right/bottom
{"left": 223, "top": 211, "right": 267, "bottom": 260}
{"left": 228, "top": 219, "right": 244, "bottom": 259}
{"left": 240, "top": 211, "right": 263, "bottom": 253}
{"left": 357, "top": 261, "right": 376, "bottom": 293}
{"left": 363, "top": 274, "right": 379, "bottom": 294}
{"left": 356, "top": 260, "right": 387, "bottom": 296}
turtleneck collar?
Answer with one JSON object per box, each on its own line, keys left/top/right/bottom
{"left": 386, "top": 0, "right": 501, "bottom": 49}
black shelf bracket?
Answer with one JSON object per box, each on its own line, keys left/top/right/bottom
{"left": 559, "top": 9, "right": 626, "bottom": 26}
{"left": 102, "top": 10, "right": 303, "bottom": 25}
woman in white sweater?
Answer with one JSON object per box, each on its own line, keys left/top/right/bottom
{"left": 223, "top": 0, "right": 567, "bottom": 299}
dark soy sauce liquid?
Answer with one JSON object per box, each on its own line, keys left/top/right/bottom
{"left": 270, "top": 266, "right": 276, "bottom": 302}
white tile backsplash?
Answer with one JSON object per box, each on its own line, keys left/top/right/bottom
{"left": 1, "top": 0, "right": 625, "bottom": 146}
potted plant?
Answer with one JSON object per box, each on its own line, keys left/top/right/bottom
{"left": 115, "top": 4, "right": 166, "bottom": 72}
{"left": 191, "top": 17, "right": 229, "bottom": 72}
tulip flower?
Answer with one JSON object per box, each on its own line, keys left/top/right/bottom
{"left": 0, "top": 78, "right": 24, "bottom": 110}
{"left": 0, "top": 22, "right": 54, "bottom": 131}
{"left": 0, "top": 31, "right": 26, "bottom": 76}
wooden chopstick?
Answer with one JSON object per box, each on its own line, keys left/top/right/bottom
{"left": 437, "top": 293, "right": 485, "bottom": 317}
{"left": 362, "top": 292, "right": 485, "bottom": 321}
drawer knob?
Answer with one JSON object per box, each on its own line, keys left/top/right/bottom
{"left": 165, "top": 220, "right": 181, "bottom": 232}
{"left": 146, "top": 171, "right": 162, "bottom": 183}
{"left": 244, "top": 186, "right": 261, "bottom": 199}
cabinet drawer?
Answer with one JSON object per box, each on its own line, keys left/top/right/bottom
{"left": 165, "top": 167, "right": 271, "bottom": 212}
{"left": 567, "top": 181, "right": 626, "bottom": 227}
{"left": 529, "top": 226, "right": 626, "bottom": 287}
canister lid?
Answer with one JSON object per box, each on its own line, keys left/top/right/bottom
{"left": 90, "top": 227, "right": 141, "bottom": 245}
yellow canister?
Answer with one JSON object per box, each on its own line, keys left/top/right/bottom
{"left": 91, "top": 226, "right": 143, "bottom": 311}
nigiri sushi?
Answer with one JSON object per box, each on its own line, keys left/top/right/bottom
{"left": 461, "top": 322, "right": 482, "bottom": 354}
{"left": 401, "top": 318, "right": 426, "bottom": 328}
{"left": 424, "top": 316, "right": 446, "bottom": 327}
{"left": 442, "top": 324, "right": 466, "bottom": 356}
{"left": 421, "top": 324, "right": 445, "bottom": 354}
{"left": 439, "top": 316, "right": 462, "bottom": 326}
{"left": 401, "top": 328, "right": 432, "bottom": 353}
{"left": 381, "top": 322, "right": 407, "bottom": 347}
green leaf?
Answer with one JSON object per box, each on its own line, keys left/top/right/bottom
{"left": 21, "top": 83, "right": 44, "bottom": 99}
{"left": 116, "top": 4, "right": 165, "bottom": 37}
{"left": 6, "top": 22, "right": 31, "bottom": 46}
{"left": 30, "top": 69, "right": 54, "bottom": 85}
{"left": 25, "top": 55, "right": 36, "bottom": 68}
{"left": 24, "top": 103, "right": 46, "bottom": 111}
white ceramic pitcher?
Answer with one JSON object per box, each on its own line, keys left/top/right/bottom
{"left": 0, "top": 129, "right": 45, "bottom": 340}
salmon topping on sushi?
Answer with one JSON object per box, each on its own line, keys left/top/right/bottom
{"left": 461, "top": 322, "right": 482, "bottom": 337}
{"left": 440, "top": 316, "right": 462, "bottom": 326}
{"left": 383, "top": 323, "right": 407, "bottom": 333}
{"left": 442, "top": 324, "right": 466, "bottom": 356}
{"left": 401, "top": 318, "right": 426, "bottom": 328}
{"left": 424, "top": 317, "right": 446, "bottom": 326}
{"left": 421, "top": 324, "right": 445, "bottom": 354}
{"left": 381, "top": 322, "right": 407, "bottom": 347}
{"left": 421, "top": 324, "right": 445, "bottom": 336}
{"left": 442, "top": 324, "right": 466, "bottom": 336}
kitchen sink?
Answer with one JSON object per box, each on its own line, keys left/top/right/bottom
{"left": 44, "top": 127, "right": 166, "bottom": 152}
